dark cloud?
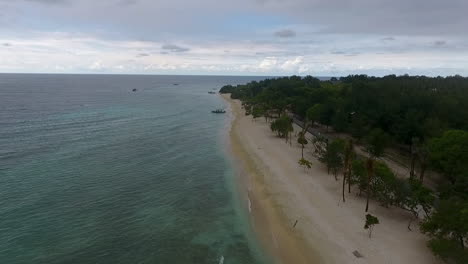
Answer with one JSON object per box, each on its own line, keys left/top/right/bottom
{"left": 24, "top": 0, "right": 68, "bottom": 4}
{"left": 434, "top": 40, "right": 446, "bottom": 46}
{"left": 161, "top": 44, "right": 189, "bottom": 52}
{"left": 274, "top": 29, "right": 296, "bottom": 38}
{"left": 2, "top": 42, "right": 11, "bottom": 46}
{"left": 136, "top": 53, "right": 149, "bottom": 57}
{"left": 2, "top": 0, "right": 467, "bottom": 41}
{"left": 117, "top": 0, "right": 139, "bottom": 6}
{"left": 330, "top": 50, "right": 360, "bottom": 56}
{"left": 258, "top": 0, "right": 468, "bottom": 36}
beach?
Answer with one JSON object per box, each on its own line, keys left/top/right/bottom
{"left": 223, "top": 94, "right": 440, "bottom": 264}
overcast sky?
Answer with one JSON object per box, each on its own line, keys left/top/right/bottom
{"left": 0, "top": 0, "right": 467, "bottom": 76}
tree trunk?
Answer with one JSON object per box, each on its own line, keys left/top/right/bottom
{"left": 410, "top": 154, "right": 416, "bottom": 179}
{"left": 419, "top": 163, "right": 426, "bottom": 183}
{"left": 365, "top": 159, "right": 373, "bottom": 212}
{"left": 301, "top": 146, "right": 304, "bottom": 159}
{"left": 342, "top": 170, "right": 346, "bottom": 202}
{"left": 348, "top": 170, "right": 352, "bottom": 193}
{"left": 365, "top": 188, "right": 370, "bottom": 212}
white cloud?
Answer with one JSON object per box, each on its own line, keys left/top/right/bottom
{"left": 258, "top": 57, "right": 278, "bottom": 71}
{"left": 0, "top": 32, "right": 467, "bottom": 76}
{"left": 280, "top": 56, "right": 303, "bottom": 71}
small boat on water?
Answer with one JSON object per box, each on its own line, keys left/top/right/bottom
{"left": 211, "top": 109, "right": 226, "bottom": 114}
{"left": 132, "top": 88, "right": 137, "bottom": 92}
{"left": 208, "top": 91, "right": 216, "bottom": 94}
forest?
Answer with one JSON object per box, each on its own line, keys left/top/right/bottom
{"left": 220, "top": 75, "right": 468, "bottom": 263}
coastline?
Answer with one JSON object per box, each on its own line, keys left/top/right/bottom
{"left": 222, "top": 94, "right": 439, "bottom": 264}
{"left": 222, "top": 94, "right": 322, "bottom": 264}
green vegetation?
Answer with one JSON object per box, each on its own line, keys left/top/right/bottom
{"left": 298, "top": 158, "right": 312, "bottom": 172}
{"left": 270, "top": 115, "right": 294, "bottom": 143}
{"left": 364, "top": 214, "right": 380, "bottom": 238}
{"left": 428, "top": 130, "right": 468, "bottom": 198}
{"left": 220, "top": 74, "right": 468, "bottom": 263}
{"left": 320, "top": 139, "right": 345, "bottom": 180}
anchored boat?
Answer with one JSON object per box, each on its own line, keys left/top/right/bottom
{"left": 211, "top": 109, "right": 226, "bottom": 114}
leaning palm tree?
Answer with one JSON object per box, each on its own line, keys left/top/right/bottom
{"left": 342, "top": 140, "right": 354, "bottom": 202}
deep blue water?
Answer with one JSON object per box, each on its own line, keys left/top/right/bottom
{"left": 0, "top": 74, "right": 268, "bottom": 264}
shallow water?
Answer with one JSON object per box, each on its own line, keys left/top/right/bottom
{"left": 0, "top": 74, "right": 267, "bottom": 264}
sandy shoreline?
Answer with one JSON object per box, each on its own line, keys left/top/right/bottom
{"left": 222, "top": 94, "right": 439, "bottom": 264}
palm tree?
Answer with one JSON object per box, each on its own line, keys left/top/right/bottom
{"left": 297, "top": 131, "right": 308, "bottom": 159}
{"left": 409, "top": 137, "right": 419, "bottom": 179}
{"left": 342, "top": 140, "right": 354, "bottom": 202}
{"left": 417, "top": 143, "right": 429, "bottom": 183}
{"left": 365, "top": 158, "right": 374, "bottom": 212}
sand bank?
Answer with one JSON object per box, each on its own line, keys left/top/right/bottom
{"left": 223, "top": 94, "right": 439, "bottom": 264}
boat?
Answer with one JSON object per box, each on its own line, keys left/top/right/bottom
{"left": 211, "top": 109, "right": 226, "bottom": 114}
{"left": 208, "top": 91, "right": 216, "bottom": 94}
{"left": 132, "top": 88, "right": 137, "bottom": 92}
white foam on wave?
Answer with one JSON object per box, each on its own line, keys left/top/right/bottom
{"left": 219, "top": 255, "right": 224, "bottom": 264}
{"left": 247, "top": 191, "right": 252, "bottom": 213}
{"left": 271, "top": 232, "right": 279, "bottom": 248}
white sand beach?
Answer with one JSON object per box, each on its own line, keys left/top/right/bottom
{"left": 223, "top": 94, "right": 440, "bottom": 264}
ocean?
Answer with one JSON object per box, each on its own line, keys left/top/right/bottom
{"left": 0, "top": 74, "right": 268, "bottom": 264}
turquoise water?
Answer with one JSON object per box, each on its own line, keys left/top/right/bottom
{"left": 0, "top": 74, "right": 267, "bottom": 263}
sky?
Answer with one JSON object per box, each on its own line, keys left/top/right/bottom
{"left": 0, "top": 0, "right": 467, "bottom": 76}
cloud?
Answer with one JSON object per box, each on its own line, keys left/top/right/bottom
{"left": 331, "top": 51, "right": 346, "bottom": 55}
{"left": 280, "top": 56, "right": 303, "bottom": 71}
{"left": 24, "top": 0, "right": 68, "bottom": 5}
{"left": 89, "top": 61, "right": 103, "bottom": 70}
{"left": 258, "top": 57, "right": 278, "bottom": 71}
{"left": 1, "top": 1, "right": 468, "bottom": 76}
{"left": 274, "top": 29, "right": 296, "bottom": 38}
{"left": 161, "top": 44, "right": 189, "bottom": 52}
{"left": 117, "top": 0, "right": 139, "bottom": 6}
{"left": 330, "top": 50, "right": 360, "bottom": 56}
{"left": 344, "top": 52, "right": 360, "bottom": 57}
{"left": 434, "top": 40, "right": 446, "bottom": 46}
{"left": 2, "top": 42, "right": 11, "bottom": 46}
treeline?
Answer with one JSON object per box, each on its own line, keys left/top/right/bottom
{"left": 221, "top": 75, "right": 468, "bottom": 144}
{"left": 220, "top": 75, "right": 468, "bottom": 263}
